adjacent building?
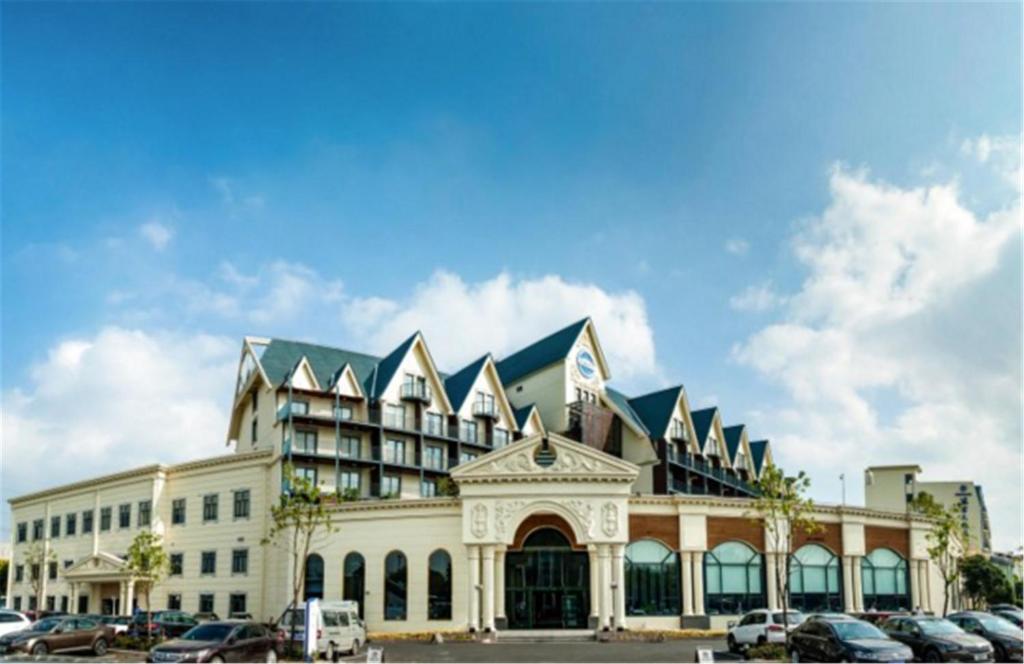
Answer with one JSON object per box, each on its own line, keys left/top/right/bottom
{"left": 9, "top": 319, "right": 957, "bottom": 631}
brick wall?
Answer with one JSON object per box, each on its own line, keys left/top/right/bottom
{"left": 628, "top": 514, "right": 679, "bottom": 549}
{"left": 707, "top": 517, "right": 764, "bottom": 551}
{"left": 793, "top": 521, "right": 843, "bottom": 555}
{"left": 864, "top": 525, "right": 910, "bottom": 558}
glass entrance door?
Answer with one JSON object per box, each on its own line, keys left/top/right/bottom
{"left": 505, "top": 528, "right": 589, "bottom": 629}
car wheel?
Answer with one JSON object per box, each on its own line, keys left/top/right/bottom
{"left": 757, "top": 635, "right": 767, "bottom": 646}
{"left": 727, "top": 634, "right": 738, "bottom": 653}
{"left": 210, "top": 656, "right": 226, "bottom": 664}
{"left": 924, "top": 648, "right": 943, "bottom": 663}
{"left": 93, "top": 637, "right": 108, "bottom": 656}
{"left": 31, "top": 642, "right": 48, "bottom": 656}
{"left": 350, "top": 639, "right": 361, "bottom": 655}
{"left": 994, "top": 644, "right": 1007, "bottom": 662}
{"left": 266, "top": 648, "right": 278, "bottom": 663}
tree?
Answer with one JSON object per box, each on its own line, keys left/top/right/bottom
{"left": 0, "top": 559, "right": 9, "bottom": 598}
{"left": 909, "top": 492, "right": 964, "bottom": 616}
{"left": 748, "top": 465, "right": 822, "bottom": 650}
{"left": 23, "top": 543, "right": 55, "bottom": 613}
{"left": 126, "top": 531, "right": 169, "bottom": 641}
{"left": 960, "top": 555, "right": 1014, "bottom": 608}
{"left": 263, "top": 463, "right": 337, "bottom": 653}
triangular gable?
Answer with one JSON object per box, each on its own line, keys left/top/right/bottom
{"left": 373, "top": 332, "right": 454, "bottom": 413}
{"left": 723, "top": 424, "right": 755, "bottom": 474}
{"left": 64, "top": 552, "right": 128, "bottom": 578}
{"left": 629, "top": 386, "right": 684, "bottom": 439}
{"left": 691, "top": 407, "right": 731, "bottom": 465}
{"left": 497, "top": 317, "right": 612, "bottom": 385}
{"left": 749, "top": 440, "right": 771, "bottom": 477}
{"left": 287, "top": 356, "right": 321, "bottom": 391}
{"left": 328, "top": 363, "right": 365, "bottom": 399}
{"left": 709, "top": 413, "right": 733, "bottom": 468}
{"left": 445, "top": 355, "right": 519, "bottom": 430}
{"left": 451, "top": 432, "right": 639, "bottom": 483}
{"left": 573, "top": 318, "right": 612, "bottom": 382}
{"left": 514, "top": 404, "right": 545, "bottom": 436}
{"left": 603, "top": 387, "right": 650, "bottom": 438}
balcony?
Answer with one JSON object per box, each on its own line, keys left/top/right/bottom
{"left": 668, "top": 423, "right": 689, "bottom": 442}
{"left": 472, "top": 401, "right": 499, "bottom": 420}
{"left": 400, "top": 383, "right": 432, "bottom": 404}
{"left": 665, "top": 449, "right": 759, "bottom": 496}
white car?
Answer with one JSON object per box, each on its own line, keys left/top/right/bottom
{"left": 727, "top": 608, "right": 806, "bottom": 651}
{"left": 279, "top": 600, "right": 365, "bottom": 662}
{"left": 0, "top": 610, "right": 31, "bottom": 638}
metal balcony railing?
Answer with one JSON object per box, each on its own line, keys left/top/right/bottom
{"left": 400, "top": 383, "right": 432, "bottom": 403}
{"left": 472, "top": 401, "right": 499, "bottom": 419}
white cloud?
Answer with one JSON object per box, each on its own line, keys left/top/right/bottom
{"left": 732, "top": 150, "right": 1022, "bottom": 550}
{"left": 2, "top": 328, "right": 236, "bottom": 506}
{"left": 139, "top": 220, "right": 174, "bottom": 251}
{"left": 961, "top": 133, "right": 1022, "bottom": 191}
{"left": 729, "top": 282, "right": 785, "bottom": 312}
{"left": 725, "top": 238, "right": 750, "bottom": 256}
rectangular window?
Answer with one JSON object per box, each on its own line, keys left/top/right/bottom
{"left": 233, "top": 490, "right": 250, "bottom": 519}
{"left": 16, "top": 523, "right": 26, "bottom": 543}
{"left": 201, "top": 551, "right": 216, "bottom": 575}
{"left": 229, "top": 593, "right": 246, "bottom": 616}
{"left": 334, "top": 405, "right": 353, "bottom": 421}
{"left": 384, "top": 439, "right": 406, "bottom": 465}
{"left": 199, "top": 594, "right": 214, "bottom": 614}
{"left": 100, "top": 508, "right": 111, "bottom": 532}
{"left": 459, "top": 420, "right": 478, "bottom": 444}
{"left": 203, "top": 495, "right": 218, "bottom": 522}
{"left": 169, "top": 553, "right": 183, "bottom": 576}
{"left": 118, "top": 504, "right": 131, "bottom": 529}
{"left": 338, "top": 471, "right": 360, "bottom": 492}
{"left": 424, "top": 446, "right": 444, "bottom": 470}
{"left": 460, "top": 450, "right": 478, "bottom": 465}
{"left": 48, "top": 561, "right": 57, "bottom": 580}
{"left": 252, "top": 390, "right": 258, "bottom": 412}
{"left": 172, "top": 499, "right": 186, "bottom": 525}
{"left": 287, "top": 399, "right": 309, "bottom": 416}
{"left": 60, "top": 596, "right": 68, "bottom": 613}
{"left": 425, "top": 412, "right": 445, "bottom": 437}
{"left": 421, "top": 479, "right": 437, "bottom": 497}
{"left": 32, "top": 519, "right": 43, "bottom": 541}
{"left": 474, "top": 391, "right": 495, "bottom": 415}
{"left": 293, "top": 429, "right": 317, "bottom": 454}
{"left": 339, "top": 436, "right": 360, "bottom": 459}
{"left": 231, "top": 549, "right": 249, "bottom": 575}
{"left": 46, "top": 596, "right": 55, "bottom": 611}
{"left": 385, "top": 404, "right": 406, "bottom": 429}
{"left": 50, "top": 516, "right": 60, "bottom": 539}
{"left": 295, "top": 466, "right": 317, "bottom": 484}
{"left": 30, "top": 565, "right": 39, "bottom": 582}
{"left": 13, "top": 597, "right": 21, "bottom": 611}
{"left": 63, "top": 560, "right": 72, "bottom": 569}
{"left": 381, "top": 475, "right": 401, "bottom": 497}
{"left": 493, "top": 428, "right": 510, "bottom": 449}
{"left": 251, "top": 417, "right": 258, "bottom": 445}
{"left": 138, "top": 500, "right": 152, "bottom": 528}
{"left": 14, "top": 565, "right": 23, "bottom": 583}
{"left": 27, "top": 596, "right": 37, "bottom": 611}
{"left": 82, "top": 510, "right": 93, "bottom": 534}
{"left": 168, "top": 594, "right": 182, "bottom": 611}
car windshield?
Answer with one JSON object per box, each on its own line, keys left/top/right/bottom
{"left": 774, "top": 612, "right": 804, "bottom": 624}
{"left": 977, "top": 615, "right": 1022, "bottom": 635}
{"left": 918, "top": 619, "right": 963, "bottom": 636}
{"left": 31, "top": 618, "right": 62, "bottom": 632}
{"left": 834, "top": 621, "right": 887, "bottom": 640}
{"left": 280, "top": 609, "right": 305, "bottom": 629}
{"left": 181, "top": 624, "right": 233, "bottom": 642}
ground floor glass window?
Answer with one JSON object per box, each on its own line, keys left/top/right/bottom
{"left": 625, "top": 539, "right": 681, "bottom": 616}
{"left": 704, "top": 541, "right": 766, "bottom": 615}
{"left": 788, "top": 544, "right": 842, "bottom": 612}
{"left": 385, "top": 551, "right": 407, "bottom": 620}
{"left": 343, "top": 552, "right": 365, "bottom": 618}
{"left": 304, "top": 553, "right": 324, "bottom": 600}
{"left": 428, "top": 549, "right": 452, "bottom": 620}
{"left": 862, "top": 548, "right": 910, "bottom": 611}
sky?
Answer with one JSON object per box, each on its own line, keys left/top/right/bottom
{"left": 2, "top": 3, "right": 1021, "bottom": 549}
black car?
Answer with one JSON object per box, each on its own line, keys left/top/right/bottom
{"left": 147, "top": 621, "right": 281, "bottom": 663}
{"left": 947, "top": 611, "right": 1024, "bottom": 663}
{"left": 131, "top": 611, "right": 199, "bottom": 639}
{"left": 883, "top": 615, "right": 994, "bottom": 662}
{"left": 788, "top": 616, "right": 913, "bottom": 662}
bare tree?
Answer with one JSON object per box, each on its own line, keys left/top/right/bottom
{"left": 909, "top": 492, "right": 964, "bottom": 616}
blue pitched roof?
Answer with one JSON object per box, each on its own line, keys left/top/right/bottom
{"left": 444, "top": 355, "right": 491, "bottom": 411}
{"left": 258, "top": 339, "right": 381, "bottom": 390}
{"left": 690, "top": 407, "right": 719, "bottom": 446}
{"left": 605, "top": 387, "right": 650, "bottom": 436}
{"left": 496, "top": 318, "right": 589, "bottom": 385}
{"left": 722, "top": 424, "right": 746, "bottom": 462}
{"left": 513, "top": 404, "right": 538, "bottom": 430}
{"left": 628, "top": 386, "right": 683, "bottom": 439}
{"left": 749, "top": 440, "right": 769, "bottom": 474}
{"left": 370, "top": 332, "right": 419, "bottom": 399}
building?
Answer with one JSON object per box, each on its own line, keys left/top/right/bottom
{"left": 865, "top": 465, "right": 992, "bottom": 554}
{"left": 8, "top": 319, "right": 957, "bottom": 630}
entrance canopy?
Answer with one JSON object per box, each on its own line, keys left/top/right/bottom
{"left": 63, "top": 552, "right": 133, "bottom": 584}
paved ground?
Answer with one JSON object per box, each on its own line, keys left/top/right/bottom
{"left": 354, "top": 639, "right": 734, "bottom": 663}
{"left": 0, "top": 649, "right": 145, "bottom": 663}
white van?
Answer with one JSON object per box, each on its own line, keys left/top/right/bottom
{"left": 279, "top": 600, "right": 365, "bottom": 662}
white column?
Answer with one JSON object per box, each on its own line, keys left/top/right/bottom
{"left": 918, "top": 561, "right": 931, "bottom": 613}
{"left": 598, "top": 545, "right": 612, "bottom": 630}
{"left": 909, "top": 559, "right": 921, "bottom": 610}
{"left": 495, "top": 548, "right": 506, "bottom": 621}
{"left": 766, "top": 553, "right": 780, "bottom": 610}
{"left": 68, "top": 584, "right": 77, "bottom": 614}
{"left": 118, "top": 581, "right": 127, "bottom": 615}
{"left": 92, "top": 492, "right": 101, "bottom": 555}
{"left": 681, "top": 552, "right": 694, "bottom": 616}
{"left": 482, "top": 546, "right": 496, "bottom": 632}
{"left": 692, "top": 552, "right": 705, "bottom": 615}
{"left": 842, "top": 557, "right": 855, "bottom": 612}
{"left": 852, "top": 557, "right": 864, "bottom": 612}
{"left": 467, "top": 546, "right": 480, "bottom": 632}
{"left": 612, "top": 544, "right": 626, "bottom": 630}
{"left": 588, "top": 546, "right": 600, "bottom": 623}
{"left": 126, "top": 579, "right": 136, "bottom": 613}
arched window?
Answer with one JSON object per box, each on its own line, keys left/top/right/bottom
{"left": 428, "top": 549, "right": 452, "bottom": 620}
{"left": 384, "top": 551, "right": 407, "bottom": 620}
{"left": 789, "top": 544, "right": 842, "bottom": 612}
{"left": 343, "top": 552, "right": 365, "bottom": 618}
{"left": 625, "top": 539, "right": 681, "bottom": 616}
{"left": 704, "top": 541, "right": 765, "bottom": 615}
{"left": 862, "top": 548, "right": 910, "bottom": 611}
{"left": 304, "top": 553, "right": 324, "bottom": 600}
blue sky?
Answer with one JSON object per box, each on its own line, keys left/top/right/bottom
{"left": 2, "top": 3, "right": 1021, "bottom": 547}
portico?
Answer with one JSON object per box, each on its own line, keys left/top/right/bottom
{"left": 63, "top": 552, "right": 139, "bottom": 616}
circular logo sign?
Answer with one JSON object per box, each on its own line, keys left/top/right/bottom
{"left": 576, "top": 349, "right": 597, "bottom": 380}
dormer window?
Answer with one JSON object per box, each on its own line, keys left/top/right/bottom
{"left": 705, "top": 435, "right": 719, "bottom": 456}
{"left": 400, "top": 373, "right": 430, "bottom": 402}
{"left": 473, "top": 392, "right": 497, "bottom": 418}
{"left": 669, "top": 418, "right": 688, "bottom": 441}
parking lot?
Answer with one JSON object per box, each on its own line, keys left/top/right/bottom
{"left": 350, "top": 638, "right": 732, "bottom": 663}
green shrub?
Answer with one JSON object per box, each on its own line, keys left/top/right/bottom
{"left": 746, "top": 643, "right": 786, "bottom": 661}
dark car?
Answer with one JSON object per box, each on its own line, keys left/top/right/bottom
{"left": 947, "top": 611, "right": 1024, "bottom": 663}
{"left": 788, "top": 616, "right": 913, "bottom": 662}
{"left": 853, "top": 611, "right": 910, "bottom": 626}
{"left": 147, "top": 620, "right": 281, "bottom": 663}
{"left": 995, "top": 610, "right": 1024, "bottom": 628}
{"left": 883, "top": 615, "right": 994, "bottom": 662}
{"left": 0, "top": 615, "right": 109, "bottom": 657}
{"left": 131, "top": 610, "right": 199, "bottom": 639}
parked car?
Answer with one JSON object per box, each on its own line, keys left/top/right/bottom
{"left": 852, "top": 611, "right": 910, "bottom": 626}
{"left": 947, "top": 611, "right": 1024, "bottom": 663}
{"left": 993, "top": 610, "right": 1024, "bottom": 628}
{"left": 99, "top": 614, "right": 133, "bottom": 635}
{"left": 0, "top": 615, "right": 109, "bottom": 656}
{"left": 883, "top": 615, "right": 994, "bottom": 662}
{"left": 194, "top": 612, "right": 220, "bottom": 623}
{"left": 788, "top": 615, "right": 914, "bottom": 663}
{"left": 147, "top": 620, "right": 281, "bottom": 663}
{"left": 278, "top": 600, "right": 365, "bottom": 661}
{"left": 990, "top": 604, "right": 1023, "bottom": 613}
{"left": 0, "top": 610, "right": 32, "bottom": 638}
{"left": 726, "top": 608, "right": 806, "bottom": 651}
{"left": 131, "top": 610, "right": 199, "bottom": 638}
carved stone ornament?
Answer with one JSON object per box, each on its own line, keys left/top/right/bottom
{"left": 601, "top": 502, "right": 619, "bottom": 537}
{"left": 487, "top": 451, "right": 537, "bottom": 474}
{"left": 566, "top": 499, "right": 595, "bottom": 537}
{"left": 495, "top": 500, "right": 526, "bottom": 537}
{"left": 548, "top": 449, "right": 598, "bottom": 473}
{"left": 471, "top": 503, "right": 489, "bottom": 539}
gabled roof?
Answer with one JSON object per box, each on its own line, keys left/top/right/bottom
{"left": 690, "top": 407, "right": 719, "bottom": 445}
{"left": 371, "top": 332, "right": 419, "bottom": 399}
{"left": 722, "top": 424, "right": 746, "bottom": 461}
{"left": 513, "top": 404, "right": 539, "bottom": 430}
{"left": 605, "top": 387, "right": 650, "bottom": 437}
{"left": 496, "top": 318, "right": 590, "bottom": 385}
{"left": 628, "top": 386, "right": 684, "bottom": 439}
{"left": 444, "top": 355, "right": 491, "bottom": 411}
{"left": 749, "top": 440, "right": 770, "bottom": 475}
{"left": 258, "top": 338, "right": 380, "bottom": 390}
